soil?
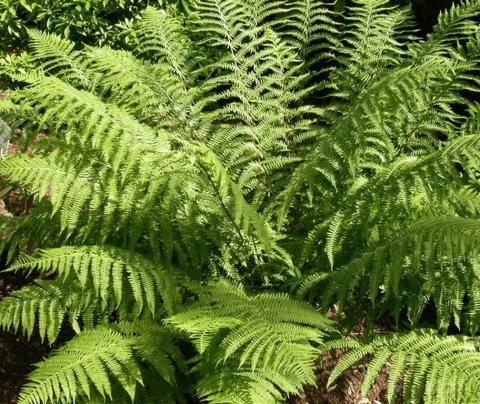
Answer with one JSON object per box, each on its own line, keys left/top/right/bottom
{"left": 288, "top": 314, "right": 400, "bottom": 404}
{"left": 288, "top": 350, "right": 399, "bottom": 404}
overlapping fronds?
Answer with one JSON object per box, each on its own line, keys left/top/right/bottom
{"left": 118, "top": 320, "right": 187, "bottom": 385}
{"left": 410, "top": 0, "right": 480, "bottom": 60}
{"left": 169, "top": 282, "right": 334, "bottom": 403}
{"left": 300, "top": 217, "right": 480, "bottom": 330}
{"left": 1, "top": 0, "right": 480, "bottom": 402}
{"left": 18, "top": 328, "right": 142, "bottom": 404}
{"left": 9, "top": 246, "right": 180, "bottom": 316}
{"left": 326, "top": 329, "right": 480, "bottom": 404}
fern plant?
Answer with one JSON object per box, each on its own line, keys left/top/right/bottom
{"left": 2, "top": 0, "right": 480, "bottom": 403}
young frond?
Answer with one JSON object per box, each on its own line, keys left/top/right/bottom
{"left": 135, "top": 7, "right": 191, "bottom": 81}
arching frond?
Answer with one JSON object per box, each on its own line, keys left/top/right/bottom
{"left": 10, "top": 246, "right": 180, "bottom": 316}
{"left": 18, "top": 327, "right": 142, "bottom": 404}
{"left": 2, "top": 1, "right": 480, "bottom": 402}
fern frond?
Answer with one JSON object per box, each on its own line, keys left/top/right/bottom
{"left": 193, "top": 144, "right": 281, "bottom": 257}
{"left": 327, "top": 329, "right": 480, "bottom": 404}
{"left": 14, "top": 75, "right": 170, "bottom": 161}
{"left": 0, "top": 280, "right": 65, "bottom": 343}
{"left": 10, "top": 246, "right": 180, "bottom": 316}
{"left": 270, "top": 0, "right": 339, "bottom": 65}
{"left": 410, "top": 0, "right": 480, "bottom": 61}
{"left": 305, "top": 217, "right": 480, "bottom": 329}
{"left": 331, "top": 0, "right": 417, "bottom": 97}
{"left": 27, "top": 29, "right": 91, "bottom": 87}
{"left": 169, "top": 281, "right": 334, "bottom": 403}
{"left": 18, "top": 327, "right": 142, "bottom": 404}
{"left": 135, "top": 7, "right": 191, "bottom": 81}
{"left": 190, "top": 0, "right": 251, "bottom": 51}
{"left": 0, "top": 278, "right": 113, "bottom": 342}
{"left": 118, "top": 320, "right": 187, "bottom": 385}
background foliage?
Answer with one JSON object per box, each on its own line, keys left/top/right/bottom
{"left": 0, "top": 0, "right": 176, "bottom": 52}
{"left": 0, "top": 0, "right": 461, "bottom": 54}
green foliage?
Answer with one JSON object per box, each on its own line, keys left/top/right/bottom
{"left": 169, "top": 282, "right": 333, "bottom": 403}
{"left": 0, "top": 280, "right": 74, "bottom": 342}
{"left": 18, "top": 327, "right": 141, "bottom": 404}
{"left": 1, "top": 0, "right": 480, "bottom": 403}
{"left": 0, "top": 0, "right": 168, "bottom": 52}
{"left": 9, "top": 246, "right": 180, "bottom": 315}
{"left": 326, "top": 329, "right": 480, "bottom": 404}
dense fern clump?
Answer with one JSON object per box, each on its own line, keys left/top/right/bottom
{"left": 2, "top": 0, "right": 480, "bottom": 402}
